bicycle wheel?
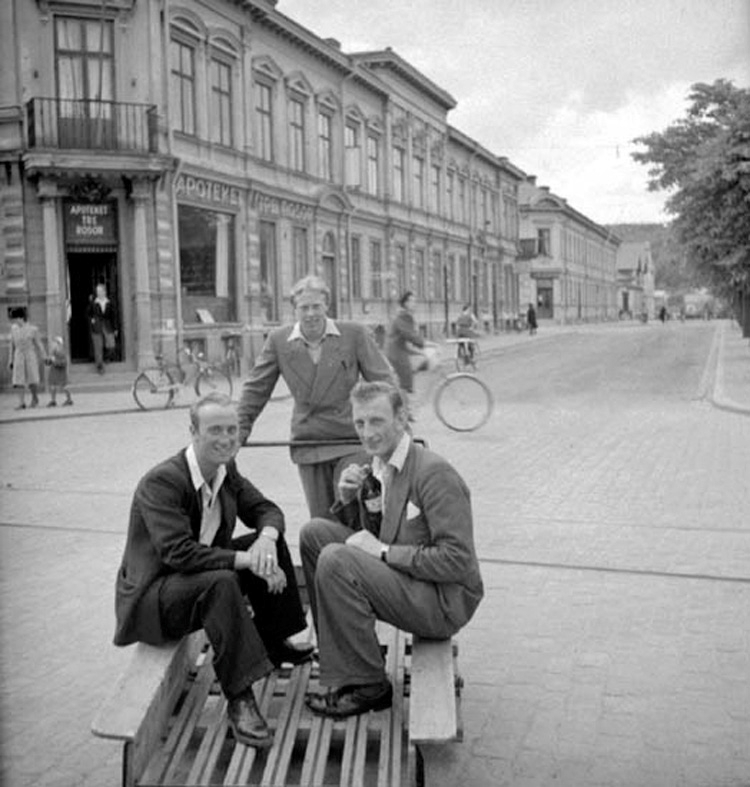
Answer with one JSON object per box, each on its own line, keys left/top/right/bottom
{"left": 196, "top": 366, "right": 233, "bottom": 399}
{"left": 132, "top": 368, "right": 175, "bottom": 410}
{"left": 434, "top": 372, "right": 493, "bottom": 432}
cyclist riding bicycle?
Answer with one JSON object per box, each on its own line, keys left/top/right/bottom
{"left": 455, "top": 304, "right": 479, "bottom": 363}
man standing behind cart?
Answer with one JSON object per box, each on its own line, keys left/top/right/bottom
{"left": 238, "top": 275, "right": 397, "bottom": 518}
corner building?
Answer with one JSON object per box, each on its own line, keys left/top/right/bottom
{"left": 1, "top": 0, "right": 526, "bottom": 382}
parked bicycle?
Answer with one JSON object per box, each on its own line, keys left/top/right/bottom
{"left": 132, "top": 345, "right": 233, "bottom": 411}
{"left": 412, "top": 343, "right": 493, "bottom": 432}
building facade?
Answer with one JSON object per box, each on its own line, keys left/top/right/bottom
{"left": 1, "top": 0, "right": 526, "bottom": 384}
{"left": 517, "top": 177, "right": 620, "bottom": 324}
{"left": 616, "top": 241, "right": 655, "bottom": 319}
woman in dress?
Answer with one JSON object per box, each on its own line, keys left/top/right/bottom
{"left": 8, "top": 306, "right": 47, "bottom": 409}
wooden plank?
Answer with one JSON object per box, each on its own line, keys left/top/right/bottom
{"left": 408, "top": 637, "right": 457, "bottom": 744}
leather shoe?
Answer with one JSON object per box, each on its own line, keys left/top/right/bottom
{"left": 305, "top": 680, "right": 393, "bottom": 719}
{"left": 227, "top": 689, "right": 272, "bottom": 748}
{"left": 267, "top": 639, "right": 315, "bottom": 668}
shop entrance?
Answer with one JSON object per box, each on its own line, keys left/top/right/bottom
{"left": 67, "top": 251, "right": 122, "bottom": 363}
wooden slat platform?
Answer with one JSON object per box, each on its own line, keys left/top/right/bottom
{"left": 123, "top": 627, "right": 415, "bottom": 786}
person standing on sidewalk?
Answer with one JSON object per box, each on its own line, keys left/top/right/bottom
{"left": 87, "top": 283, "right": 117, "bottom": 374}
{"left": 114, "top": 393, "right": 313, "bottom": 748}
{"left": 8, "top": 306, "right": 46, "bottom": 410}
{"left": 45, "top": 336, "right": 73, "bottom": 407}
{"left": 238, "top": 275, "right": 396, "bottom": 518}
{"left": 301, "top": 381, "right": 484, "bottom": 718}
{"left": 527, "top": 302, "right": 538, "bottom": 336}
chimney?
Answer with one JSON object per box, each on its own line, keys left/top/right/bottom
{"left": 325, "top": 38, "right": 341, "bottom": 50}
{"left": 526, "top": 175, "right": 537, "bottom": 186}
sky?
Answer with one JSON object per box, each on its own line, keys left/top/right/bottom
{"left": 278, "top": 0, "right": 750, "bottom": 226}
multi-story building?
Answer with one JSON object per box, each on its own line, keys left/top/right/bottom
{"left": 0, "top": 0, "right": 525, "bottom": 384}
{"left": 616, "top": 241, "right": 655, "bottom": 319}
{"left": 518, "top": 177, "right": 619, "bottom": 323}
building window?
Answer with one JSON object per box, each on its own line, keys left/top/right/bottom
{"left": 446, "top": 254, "right": 456, "bottom": 302}
{"left": 458, "top": 178, "right": 466, "bottom": 224}
{"left": 446, "top": 171, "right": 454, "bottom": 220}
{"left": 178, "top": 206, "right": 236, "bottom": 323}
{"left": 366, "top": 135, "right": 379, "bottom": 196}
{"left": 318, "top": 111, "right": 333, "bottom": 181}
{"left": 393, "top": 147, "right": 405, "bottom": 202}
{"left": 481, "top": 189, "right": 489, "bottom": 230}
{"left": 255, "top": 82, "right": 273, "bottom": 161}
{"left": 459, "top": 255, "right": 469, "bottom": 302}
{"left": 210, "top": 59, "right": 232, "bottom": 146}
{"left": 169, "top": 39, "right": 196, "bottom": 135}
{"left": 370, "top": 240, "right": 383, "bottom": 299}
{"left": 414, "top": 249, "right": 426, "bottom": 298}
{"left": 413, "top": 156, "right": 424, "bottom": 209}
{"left": 538, "top": 228, "right": 551, "bottom": 256}
{"left": 471, "top": 183, "right": 478, "bottom": 228}
{"left": 57, "top": 17, "right": 114, "bottom": 104}
{"left": 351, "top": 235, "right": 362, "bottom": 298}
{"left": 431, "top": 251, "right": 443, "bottom": 301}
{"left": 289, "top": 97, "right": 305, "bottom": 172}
{"left": 345, "top": 123, "right": 360, "bottom": 187}
{"left": 259, "top": 220, "right": 278, "bottom": 321}
{"left": 292, "top": 226, "right": 308, "bottom": 283}
{"left": 431, "top": 165, "right": 441, "bottom": 214}
{"left": 395, "top": 245, "right": 407, "bottom": 296}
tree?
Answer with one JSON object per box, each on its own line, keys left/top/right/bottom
{"left": 632, "top": 80, "right": 750, "bottom": 333}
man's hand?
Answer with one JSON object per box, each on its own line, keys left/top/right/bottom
{"left": 345, "top": 529, "right": 383, "bottom": 558}
{"left": 338, "top": 463, "right": 369, "bottom": 504}
{"left": 235, "top": 533, "right": 278, "bottom": 576}
{"left": 264, "top": 568, "right": 287, "bottom": 594}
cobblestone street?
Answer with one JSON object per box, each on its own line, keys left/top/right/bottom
{"left": 1, "top": 321, "right": 749, "bottom": 786}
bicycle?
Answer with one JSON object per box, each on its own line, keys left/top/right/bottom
{"left": 132, "top": 345, "right": 233, "bottom": 411}
{"left": 446, "top": 336, "right": 480, "bottom": 371}
{"left": 411, "top": 343, "right": 493, "bottom": 432}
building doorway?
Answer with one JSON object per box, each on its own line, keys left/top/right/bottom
{"left": 537, "top": 283, "right": 554, "bottom": 319}
{"left": 67, "top": 251, "right": 122, "bottom": 363}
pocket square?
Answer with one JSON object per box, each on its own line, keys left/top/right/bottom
{"left": 406, "top": 501, "right": 422, "bottom": 519}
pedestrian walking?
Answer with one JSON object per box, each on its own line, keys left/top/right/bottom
{"left": 87, "top": 283, "right": 117, "bottom": 374}
{"left": 455, "top": 303, "right": 479, "bottom": 363}
{"left": 385, "top": 291, "right": 425, "bottom": 396}
{"left": 8, "top": 306, "right": 46, "bottom": 410}
{"left": 45, "top": 336, "right": 73, "bottom": 407}
{"left": 527, "top": 302, "right": 538, "bottom": 336}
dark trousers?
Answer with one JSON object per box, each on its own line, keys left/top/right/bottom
{"left": 157, "top": 532, "right": 307, "bottom": 699}
{"left": 91, "top": 332, "right": 104, "bottom": 370}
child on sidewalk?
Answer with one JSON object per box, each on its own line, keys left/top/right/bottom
{"left": 46, "top": 336, "right": 73, "bottom": 407}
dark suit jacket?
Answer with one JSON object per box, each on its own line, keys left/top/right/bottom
{"left": 332, "top": 441, "right": 484, "bottom": 631}
{"left": 238, "top": 321, "right": 395, "bottom": 465}
{"left": 87, "top": 297, "right": 116, "bottom": 335}
{"left": 114, "top": 450, "right": 285, "bottom": 646}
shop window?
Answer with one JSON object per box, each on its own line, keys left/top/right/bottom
{"left": 259, "top": 220, "right": 278, "bottom": 322}
{"left": 178, "top": 206, "right": 236, "bottom": 323}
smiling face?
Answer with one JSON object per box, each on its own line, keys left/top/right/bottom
{"left": 294, "top": 289, "right": 329, "bottom": 343}
{"left": 190, "top": 401, "right": 240, "bottom": 478}
{"left": 352, "top": 392, "right": 407, "bottom": 462}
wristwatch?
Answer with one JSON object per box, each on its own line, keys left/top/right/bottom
{"left": 380, "top": 545, "right": 389, "bottom": 563}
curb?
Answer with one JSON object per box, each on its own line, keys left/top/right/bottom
{"left": 710, "top": 321, "right": 750, "bottom": 416}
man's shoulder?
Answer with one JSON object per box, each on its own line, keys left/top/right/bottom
{"left": 332, "top": 320, "right": 368, "bottom": 338}
{"left": 138, "top": 451, "right": 188, "bottom": 489}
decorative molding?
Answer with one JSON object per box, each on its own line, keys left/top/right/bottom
{"left": 316, "top": 89, "right": 340, "bottom": 112}
{"left": 66, "top": 175, "right": 112, "bottom": 203}
{"left": 252, "top": 54, "right": 283, "bottom": 81}
{"left": 208, "top": 28, "right": 241, "bottom": 57}
{"left": 286, "top": 71, "right": 314, "bottom": 97}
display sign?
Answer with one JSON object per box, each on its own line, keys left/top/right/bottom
{"left": 175, "top": 175, "right": 241, "bottom": 207}
{"left": 64, "top": 202, "right": 118, "bottom": 245}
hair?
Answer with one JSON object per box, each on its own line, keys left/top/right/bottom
{"left": 398, "top": 291, "right": 413, "bottom": 308}
{"left": 9, "top": 306, "right": 28, "bottom": 321}
{"left": 189, "top": 392, "right": 235, "bottom": 430}
{"left": 291, "top": 275, "right": 331, "bottom": 307}
{"left": 350, "top": 380, "right": 405, "bottom": 415}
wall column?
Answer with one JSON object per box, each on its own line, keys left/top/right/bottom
{"left": 38, "top": 178, "right": 64, "bottom": 343}
{"left": 130, "top": 178, "right": 156, "bottom": 369}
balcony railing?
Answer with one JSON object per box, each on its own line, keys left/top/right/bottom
{"left": 27, "top": 97, "right": 158, "bottom": 154}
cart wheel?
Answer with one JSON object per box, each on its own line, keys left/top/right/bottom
{"left": 434, "top": 373, "right": 493, "bottom": 432}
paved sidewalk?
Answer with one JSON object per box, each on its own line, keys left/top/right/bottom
{"left": 1, "top": 318, "right": 747, "bottom": 422}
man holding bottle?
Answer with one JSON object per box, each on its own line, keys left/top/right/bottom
{"left": 300, "top": 381, "right": 484, "bottom": 719}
